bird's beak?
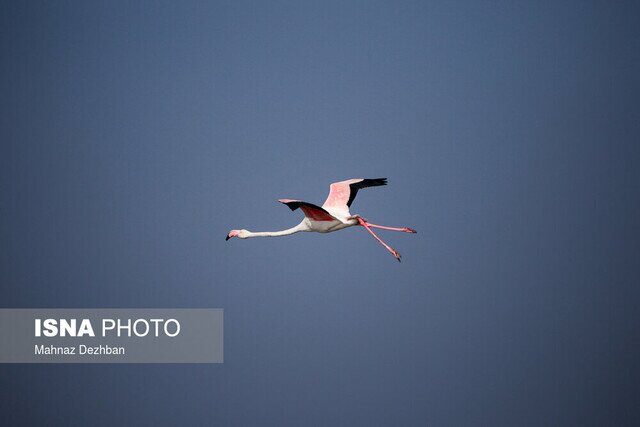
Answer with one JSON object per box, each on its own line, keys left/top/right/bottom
{"left": 225, "top": 234, "right": 231, "bottom": 241}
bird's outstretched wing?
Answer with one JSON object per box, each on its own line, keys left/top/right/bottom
{"left": 322, "top": 178, "right": 387, "bottom": 212}
{"left": 278, "top": 199, "right": 337, "bottom": 222}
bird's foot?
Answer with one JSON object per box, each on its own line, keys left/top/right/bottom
{"left": 391, "top": 249, "right": 402, "bottom": 262}
{"left": 404, "top": 228, "right": 417, "bottom": 233}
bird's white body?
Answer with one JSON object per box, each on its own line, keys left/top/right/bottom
{"left": 226, "top": 178, "right": 415, "bottom": 261}
{"left": 299, "top": 216, "right": 358, "bottom": 233}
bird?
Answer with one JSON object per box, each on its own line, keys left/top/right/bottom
{"left": 225, "top": 178, "right": 416, "bottom": 261}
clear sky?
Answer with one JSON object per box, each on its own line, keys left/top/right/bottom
{"left": 1, "top": 1, "right": 639, "bottom": 425}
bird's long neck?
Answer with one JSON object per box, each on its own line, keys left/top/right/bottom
{"left": 245, "top": 223, "right": 306, "bottom": 238}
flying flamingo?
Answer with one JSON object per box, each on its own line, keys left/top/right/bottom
{"left": 225, "top": 178, "right": 416, "bottom": 261}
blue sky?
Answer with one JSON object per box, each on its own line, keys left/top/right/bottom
{"left": 1, "top": 1, "right": 639, "bottom": 425}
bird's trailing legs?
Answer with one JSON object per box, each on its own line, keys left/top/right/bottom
{"left": 355, "top": 217, "right": 403, "bottom": 262}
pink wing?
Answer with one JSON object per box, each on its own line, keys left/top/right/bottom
{"left": 322, "top": 178, "right": 387, "bottom": 211}
{"left": 278, "top": 199, "right": 337, "bottom": 222}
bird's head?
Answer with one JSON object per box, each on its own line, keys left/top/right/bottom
{"left": 225, "top": 229, "right": 248, "bottom": 241}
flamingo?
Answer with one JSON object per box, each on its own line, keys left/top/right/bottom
{"left": 225, "top": 178, "right": 416, "bottom": 261}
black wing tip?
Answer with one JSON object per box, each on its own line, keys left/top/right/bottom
{"left": 278, "top": 200, "right": 298, "bottom": 211}
{"left": 346, "top": 178, "right": 387, "bottom": 207}
{"left": 358, "top": 178, "right": 387, "bottom": 188}
{"left": 279, "top": 200, "right": 332, "bottom": 217}
{"left": 372, "top": 177, "right": 387, "bottom": 186}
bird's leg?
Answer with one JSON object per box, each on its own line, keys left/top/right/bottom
{"left": 356, "top": 217, "right": 402, "bottom": 262}
{"left": 361, "top": 222, "right": 416, "bottom": 233}
{"left": 349, "top": 214, "right": 416, "bottom": 233}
